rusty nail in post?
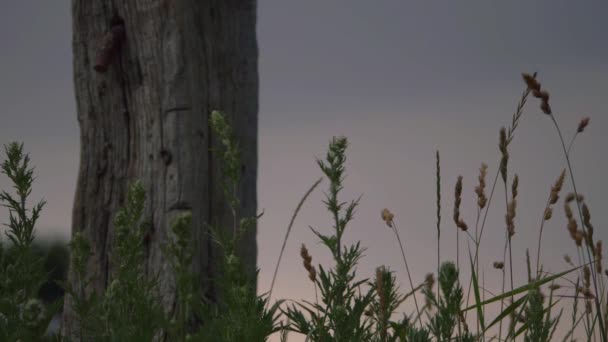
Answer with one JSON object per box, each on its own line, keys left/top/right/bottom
{"left": 94, "top": 22, "right": 126, "bottom": 73}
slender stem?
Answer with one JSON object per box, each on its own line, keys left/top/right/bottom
{"left": 549, "top": 114, "right": 607, "bottom": 342}
{"left": 267, "top": 178, "right": 323, "bottom": 306}
{"left": 392, "top": 222, "right": 423, "bottom": 327}
{"left": 436, "top": 150, "right": 441, "bottom": 301}
{"left": 498, "top": 234, "right": 508, "bottom": 341}
{"left": 567, "top": 132, "right": 579, "bottom": 156}
{"left": 508, "top": 236, "right": 514, "bottom": 314}
{"left": 463, "top": 208, "right": 482, "bottom": 321}
{"left": 457, "top": 229, "right": 460, "bottom": 273}
{"left": 536, "top": 195, "right": 553, "bottom": 277}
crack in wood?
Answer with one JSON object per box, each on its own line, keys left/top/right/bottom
{"left": 164, "top": 106, "right": 192, "bottom": 114}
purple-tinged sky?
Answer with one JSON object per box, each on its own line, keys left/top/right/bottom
{"left": 1, "top": 1, "right": 607, "bottom": 340}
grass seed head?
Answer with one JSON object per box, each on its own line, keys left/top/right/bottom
{"left": 300, "top": 244, "right": 316, "bottom": 282}
{"left": 522, "top": 73, "right": 541, "bottom": 92}
{"left": 453, "top": 176, "right": 468, "bottom": 231}
{"left": 499, "top": 128, "right": 509, "bottom": 182}
{"left": 475, "top": 163, "right": 488, "bottom": 209}
{"left": 577, "top": 117, "right": 590, "bottom": 133}
{"left": 549, "top": 169, "right": 566, "bottom": 205}
{"left": 575, "top": 230, "right": 584, "bottom": 247}
{"left": 543, "top": 207, "right": 553, "bottom": 221}
{"left": 381, "top": 208, "right": 394, "bottom": 228}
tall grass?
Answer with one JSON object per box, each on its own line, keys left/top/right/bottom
{"left": 0, "top": 72, "right": 604, "bottom": 341}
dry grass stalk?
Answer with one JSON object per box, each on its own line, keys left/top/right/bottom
{"left": 577, "top": 117, "right": 590, "bottom": 133}
{"left": 499, "top": 128, "right": 509, "bottom": 183}
{"left": 584, "top": 266, "right": 591, "bottom": 290}
{"left": 453, "top": 176, "right": 468, "bottom": 231}
{"left": 506, "top": 174, "right": 519, "bottom": 237}
{"left": 564, "top": 201, "right": 579, "bottom": 243}
{"left": 549, "top": 169, "right": 566, "bottom": 205}
{"left": 537, "top": 170, "right": 567, "bottom": 274}
{"left": 300, "top": 244, "right": 317, "bottom": 282}
{"left": 523, "top": 72, "right": 552, "bottom": 115}
{"left": 582, "top": 203, "right": 595, "bottom": 252}
{"left": 475, "top": 163, "right": 488, "bottom": 209}
{"left": 543, "top": 207, "right": 553, "bottom": 221}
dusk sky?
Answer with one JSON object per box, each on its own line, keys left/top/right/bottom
{"left": 1, "top": 1, "right": 607, "bottom": 340}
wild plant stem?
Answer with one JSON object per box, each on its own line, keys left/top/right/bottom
{"left": 549, "top": 113, "right": 607, "bottom": 342}
{"left": 457, "top": 229, "right": 460, "bottom": 274}
{"left": 470, "top": 83, "right": 531, "bottom": 341}
{"left": 463, "top": 209, "right": 482, "bottom": 322}
{"left": 392, "top": 223, "right": 423, "bottom": 328}
{"left": 508, "top": 237, "right": 514, "bottom": 317}
{"left": 267, "top": 178, "right": 323, "bottom": 306}
{"left": 535, "top": 195, "right": 552, "bottom": 277}
{"left": 436, "top": 150, "right": 441, "bottom": 301}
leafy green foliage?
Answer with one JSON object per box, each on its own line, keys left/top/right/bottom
{"left": 0, "top": 143, "right": 60, "bottom": 341}
{"left": 0, "top": 76, "right": 603, "bottom": 342}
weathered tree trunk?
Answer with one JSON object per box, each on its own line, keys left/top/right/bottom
{"left": 62, "top": 0, "right": 258, "bottom": 337}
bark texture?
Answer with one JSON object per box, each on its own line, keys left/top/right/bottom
{"left": 63, "top": 0, "right": 258, "bottom": 337}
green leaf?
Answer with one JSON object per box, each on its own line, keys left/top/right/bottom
{"left": 463, "top": 264, "right": 581, "bottom": 312}
{"left": 468, "top": 249, "right": 485, "bottom": 331}
{"left": 483, "top": 293, "right": 528, "bottom": 334}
